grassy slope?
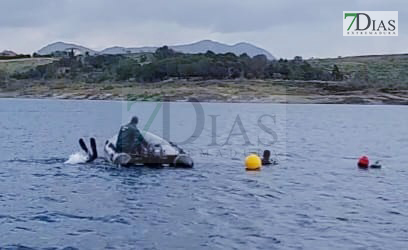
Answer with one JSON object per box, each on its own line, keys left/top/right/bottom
{"left": 309, "top": 54, "right": 408, "bottom": 87}
{"left": 2, "top": 53, "right": 408, "bottom": 104}
{"left": 0, "top": 58, "right": 56, "bottom": 74}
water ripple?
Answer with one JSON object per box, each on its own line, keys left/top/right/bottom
{"left": 1, "top": 100, "right": 408, "bottom": 249}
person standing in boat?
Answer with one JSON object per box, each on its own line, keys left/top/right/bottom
{"left": 116, "top": 116, "right": 147, "bottom": 154}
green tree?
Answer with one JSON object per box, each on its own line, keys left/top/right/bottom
{"left": 251, "top": 55, "right": 268, "bottom": 78}
{"left": 332, "top": 64, "right": 343, "bottom": 81}
{"left": 140, "top": 55, "right": 147, "bottom": 63}
{"left": 0, "top": 69, "right": 7, "bottom": 82}
{"left": 116, "top": 59, "right": 139, "bottom": 80}
{"left": 205, "top": 50, "right": 216, "bottom": 58}
{"left": 155, "top": 46, "right": 176, "bottom": 59}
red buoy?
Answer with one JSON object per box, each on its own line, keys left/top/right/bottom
{"left": 358, "top": 156, "right": 369, "bottom": 168}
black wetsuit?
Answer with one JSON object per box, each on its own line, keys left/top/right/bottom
{"left": 116, "top": 123, "right": 146, "bottom": 154}
{"left": 262, "top": 150, "right": 271, "bottom": 165}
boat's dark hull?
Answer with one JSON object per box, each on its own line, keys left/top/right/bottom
{"left": 103, "top": 132, "right": 193, "bottom": 168}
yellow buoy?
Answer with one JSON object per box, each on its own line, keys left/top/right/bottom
{"left": 245, "top": 154, "right": 261, "bottom": 171}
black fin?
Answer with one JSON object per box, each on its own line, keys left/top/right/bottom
{"left": 90, "top": 137, "right": 98, "bottom": 160}
{"left": 79, "top": 138, "right": 89, "bottom": 154}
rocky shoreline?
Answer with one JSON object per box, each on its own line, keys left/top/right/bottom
{"left": 1, "top": 80, "right": 408, "bottom": 105}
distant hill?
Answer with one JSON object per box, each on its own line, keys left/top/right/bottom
{"left": 38, "top": 40, "right": 275, "bottom": 59}
{"left": 175, "top": 40, "right": 274, "bottom": 59}
{"left": 0, "top": 50, "right": 18, "bottom": 57}
{"left": 100, "top": 46, "right": 158, "bottom": 55}
{"left": 37, "top": 42, "right": 97, "bottom": 55}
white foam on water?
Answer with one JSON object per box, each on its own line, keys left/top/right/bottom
{"left": 65, "top": 152, "right": 88, "bottom": 164}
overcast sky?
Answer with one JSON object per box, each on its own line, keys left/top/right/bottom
{"left": 0, "top": 0, "right": 406, "bottom": 58}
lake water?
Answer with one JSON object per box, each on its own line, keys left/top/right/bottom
{"left": 1, "top": 98, "right": 408, "bottom": 249}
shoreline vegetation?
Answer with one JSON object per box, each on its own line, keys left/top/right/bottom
{"left": 1, "top": 79, "right": 408, "bottom": 105}
{"left": 1, "top": 47, "right": 408, "bottom": 104}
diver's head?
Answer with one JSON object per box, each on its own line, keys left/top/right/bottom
{"left": 130, "top": 116, "right": 139, "bottom": 125}
{"left": 263, "top": 150, "right": 271, "bottom": 159}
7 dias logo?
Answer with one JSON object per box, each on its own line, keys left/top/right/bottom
{"left": 343, "top": 11, "right": 398, "bottom": 36}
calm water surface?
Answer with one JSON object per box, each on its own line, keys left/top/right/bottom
{"left": 0, "top": 98, "right": 407, "bottom": 249}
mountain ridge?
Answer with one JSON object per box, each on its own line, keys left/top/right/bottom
{"left": 37, "top": 41, "right": 97, "bottom": 55}
{"left": 38, "top": 40, "right": 275, "bottom": 59}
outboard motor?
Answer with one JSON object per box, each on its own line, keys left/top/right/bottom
{"left": 174, "top": 155, "right": 194, "bottom": 168}
{"left": 151, "top": 144, "right": 163, "bottom": 158}
{"left": 146, "top": 144, "right": 164, "bottom": 165}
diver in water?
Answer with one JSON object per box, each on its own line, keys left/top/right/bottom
{"left": 116, "top": 116, "right": 147, "bottom": 154}
{"left": 262, "top": 150, "right": 272, "bottom": 165}
{"left": 262, "top": 150, "right": 277, "bottom": 165}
